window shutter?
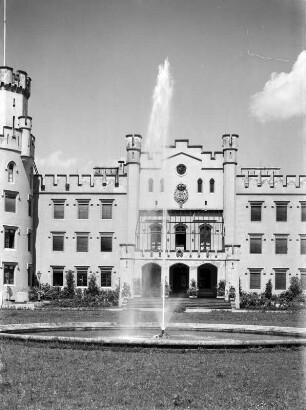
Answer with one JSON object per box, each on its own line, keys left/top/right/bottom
{"left": 300, "top": 238, "right": 306, "bottom": 255}
{"left": 54, "top": 203, "right": 64, "bottom": 219}
{"left": 102, "top": 204, "right": 112, "bottom": 219}
{"left": 5, "top": 194, "right": 16, "bottom": 212}
{"left": 250, "top": 237, "right": 262, "bottom": 254}
{"left": 101, "top": 236, "right": 112, "bottom": 252}
{"left": 276, "top": 205, "right": 287, "bottom": 221}
{"left": 251, "top": 205, "right": 261, "bottom": 221}
{"left": 78, "top": 203, "right": 89, "bottom": 219}
{"left": 275, "top": 237, "right": 287, "bottom": 254}
{"left": 53, "top": 236, "right": 64, "bottom": 251}
{"left": 275, "top": 270, "right": 286, "bottom": 290}
{"left": 302, "top": 205, "right": 306, "bottom": 222}
{"left": 250, "top": 270, "right": 261, "bottom": 289}
{"left": 77, "top": 236, "right": 88, "bottom": 252}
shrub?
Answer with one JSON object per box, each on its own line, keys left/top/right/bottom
{"left": 288, "top": 277, "right": 303, "bottom": 299}
{"left": 173, "top": 304, "right": 186, "bottom": 313}
{"left": 86, "top": 274, "right": 99, "bottom": 297}
{"left": 216, "top": 280, "right": 225, "bottom": 297}
{"left": 63, "top": 270, "right": 76, "bottom": 298}
{"left": 121, "top": 282, "right": 131, "bottom": 298}
{"left": 229, "top": 286, "right": 236, "bottom": 299}
{"left": 264, "top": 279, "right": 273, "bottom": 300}
{"left": 28, "top": 283, "right": 51, "bottom": 301}
{"left": 187, "top": 279, "right": 199, "bottom": 297}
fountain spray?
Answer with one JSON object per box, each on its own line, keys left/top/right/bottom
{"left": 146, "top": 59, "right": 173, "bottom": 338}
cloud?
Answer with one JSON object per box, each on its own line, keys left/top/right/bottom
{"left": 35, "top": 150, "right": 78, "bottom": 173}
{"left": 250, "top": 51, "right": 306, "bottom": 122}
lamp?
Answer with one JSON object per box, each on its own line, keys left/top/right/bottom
{"left": 36, "top": 271, "right": 42, "bottom": 302}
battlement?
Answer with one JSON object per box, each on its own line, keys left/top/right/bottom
{"left": 0, "top": 125, "right": 35, "bottom": 157}
{"left": 0, "top": 66, "right": 31, "bottom": 98}
{"left": 36, "top": 170, "right": 128, "bottom": 193}
{"left": 237, "top": 172, "right": 306, "bottom": 192}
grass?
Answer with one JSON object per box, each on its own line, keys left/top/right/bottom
{"left": 0, "top": 308, "right": 305, "bottom": 409}
{"left": 0, "top": 308, "right": 305, "bottom": 328}
{"left": 0, "top": 340, "right": 305, "bottom": 409}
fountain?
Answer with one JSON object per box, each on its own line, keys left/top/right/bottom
{"left": 144, "top": 58, "right": 173, "bottom": 337}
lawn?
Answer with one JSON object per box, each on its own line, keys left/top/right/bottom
{"left": 0, "top": 307, "right": 305, "bottom": 328}
{"left": 1, "top": 308, "right": 305, "bottom": 409}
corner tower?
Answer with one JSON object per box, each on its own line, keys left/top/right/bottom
{"left": 0, "top": 66, "right": 35, "bottom": 303}
{"left": 126, "top": 134, "right": 142, "bottom": 245}
{"left": 222, "top": 134, "right": 238, "bottom": 245}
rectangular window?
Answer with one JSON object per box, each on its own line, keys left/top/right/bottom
{"left": 28, "top": 197, "right": 32, "bottom": 217}
{"left": 300, "top": 236, "right": 306, "bottom": 255}
{"left": 52, "top": 234, "right": 64, "bottom": 252}
{"left": 53, "top": 201, "right": 65, "bottom": 219}
{"left": 250, "top": 203, "right": 262, "bottom": 222}
{"left": 101, "top": 203, "right": 112, "bottom": 219}
{"left": 4, "top": 228, "right": 16, "bottom": 248}
{"left": 100, "top": 267, "right": 112, "bottom": 287}
{"left": 249, "top": 236, "right": 262, "bottom": 254}
{"left": 101, "top": 234, "right": 113, "bottom": 252}
{"left": 28, "top": 231, "right": 32, "bottom": 252}
{"left": 276, "top": 202, "right": 287, "bottom": 222}
{"left": 300, "top": 269, "right": 306, "bottom": 291}
{"left": 76, "top": 268, "right": 88, "bottom": 286}
{"left": 5, "top": 192, "right": 17, "bottom": 213}
{"left": 274, "top": 269, "right": 287, "bottom": 290}
{"left": 275, "top": 236, "right": 288, "bottom": 254}
{"left": 301, "top": 203, "right": 306, "bottom": 222}
{"left": 77, "top": 201, "right": 89, "bottom": 219}
{"left": 249, "top": 269, "right": 261, "bottom": 290}
{"left": 76, "top": 234, "right": 89, "bottom": 252}
{"left": 27, "top": 265, "right": 33, "bottom": 287}
{"left": 3, "top": 263, "right": 15, "bottom": 285}
{"left": 53, "top": 267, "right": 64, "bottom": 287}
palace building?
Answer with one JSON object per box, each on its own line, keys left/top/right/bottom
{"left": 1, "top": 65, "right": 306, "bottom": 305}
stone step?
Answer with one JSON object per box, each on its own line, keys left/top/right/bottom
{"left": 124, "top": 297, "right": 232, "bottom": 310}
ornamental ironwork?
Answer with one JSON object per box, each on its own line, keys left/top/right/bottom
{"left": 174, "top": 183, "right": 188, "bottom": 208}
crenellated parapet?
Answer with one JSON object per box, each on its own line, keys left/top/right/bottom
{"left": 36, "top": 169, "right": 128, "bottom": 193}
{"left": 0, "top": 125, "right": 35, "bottom": 157}
{"left": 0, "top": 66, "right": 31, "bottom": 98}
{"left": 237, "top": 171, "right": 306, "bottom": 192}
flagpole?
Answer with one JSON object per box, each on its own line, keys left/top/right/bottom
{"left": 3, "top": 0, "right": 6, "bottom": 65}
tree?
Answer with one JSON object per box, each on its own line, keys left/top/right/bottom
{"left": 264, "top": 279, "right": 272, "bottom": 300}
{"left": 87, "top": 274, "right": 99, "bottom": 296}
{"left": 65, "top": 270, "right": 76, "bottom": 298}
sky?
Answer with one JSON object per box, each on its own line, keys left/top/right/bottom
{"left": 1, "top": 0, "right": 305, "bottom": 175}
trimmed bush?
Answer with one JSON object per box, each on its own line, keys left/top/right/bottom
{"left": 264, "top": 279, "right": 273, "bottom": 300}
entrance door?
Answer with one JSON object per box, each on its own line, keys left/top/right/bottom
{"left": 197, "top": 264, "right": 217, "bottom": 297}
{"left": 170, "top": 263, "right": 189, "bottom": 296}
{"left": 142, "top": 263, "right": 161, "bottom": 297}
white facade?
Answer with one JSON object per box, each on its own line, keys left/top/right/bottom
{"left": 1, "top": 66, "right": 305, "bottom": 303}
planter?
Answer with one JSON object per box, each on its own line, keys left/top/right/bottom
{"left": 189, "top": 295, "right": 198, "bottom": 299}
{"left": 217, "top": 295, "right": 225, "bottom": 299}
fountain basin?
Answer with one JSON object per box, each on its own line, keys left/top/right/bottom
{"left": 1, "top": 322, "right": 306, "bottom": 349}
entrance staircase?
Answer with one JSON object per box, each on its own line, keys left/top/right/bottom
{"left": 123, "top": 297, "right": 232, "bottom": 311}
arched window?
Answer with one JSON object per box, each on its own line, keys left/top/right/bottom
{"left": 7, "top": 162, "right": 15, "bottom": 183}
{"left": 197, "top": 178, "right": 203, "bottom": 193}
{"left": 200, "top": 225, "right": 211, "bottom": 251}
{"left": 175, "top": 225, "right": 186, "bottom": 250}
{"left": 148, "top": 178, "right": 153, "bottom": 192}
{"left": 209, "top": 178, "right": 215, "bottom": 193}
{"left": 160, "top": 179, "right": 164, "bottom": 192}
{"left": 150, "top": 224, "right": 162, "bottom": 251}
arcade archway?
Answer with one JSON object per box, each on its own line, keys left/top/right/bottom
{"left": 142, "top": 263, "right": 161, "bottom": 297}
{"left": 170, "top": 263, "right": 189, "bottom": 296}
{"left": 197, "top": 263, "right": 217, "bottom": 297}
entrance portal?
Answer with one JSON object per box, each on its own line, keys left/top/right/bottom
{"left": 197, "top": 264, "right": 217, "bottom": 297}
{"left": 170, "top": 263, "right": 189, "bottom": 296}
{"left": 142, "top": 263, "right": 161, "bottom": 297}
